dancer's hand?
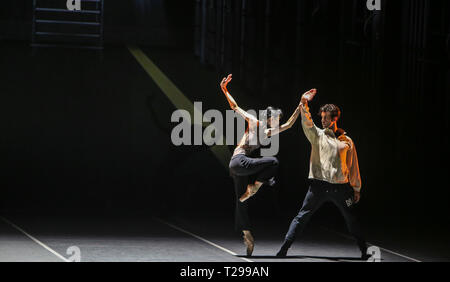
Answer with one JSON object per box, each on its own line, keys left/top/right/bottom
{"left": 354, "top": 191, "right": 361, "bottom": 204}
{"left": 300, "top": 89, "right": 317, "bottom": 106}
{"left": 220, "top": 74, "right": 239, "bottom": 111}
{"left": 220, "top": 74, "right": 233, "bottom": 92}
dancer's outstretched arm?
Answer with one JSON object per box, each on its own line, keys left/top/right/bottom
{"left": 220, "top": 74, "right": 259, "bottom": 124}
{"left": 265, "top": 89, "right": 316, "bottom": 137}
{"left": 265, "top": 106, "right": 301, "bottom": 137}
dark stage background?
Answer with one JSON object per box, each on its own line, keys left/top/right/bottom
{"left": 1, "top": 0, "right": 449, "bottom": 244}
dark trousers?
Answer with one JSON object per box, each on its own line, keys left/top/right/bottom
{"left": 281, "top": 179, "right": 366, "bottom": 252}
{"left": 229, "top": 154, "right": 279, "bottom": 232}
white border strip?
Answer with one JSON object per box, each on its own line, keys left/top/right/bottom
{"left": 0, "top": 216, "right": 69, "bottom": 262}
{"left": 321, "top": 226, "right": 422, "bottom": 262}
{"left": 154, "top": 217, "right": 253, "bottom": 263}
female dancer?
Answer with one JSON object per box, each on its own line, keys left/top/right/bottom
{"left": 220, "top": 74, "right": 316, "bottom": 256}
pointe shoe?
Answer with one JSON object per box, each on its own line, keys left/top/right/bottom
{"left": 239, "top": 187, "right": 253, "bottom": 202}
{"left": 243, "top": 232, "right": 254, "bottom": 257}
{"left": 239, "top": 184, "right": 261, "bottom": 203}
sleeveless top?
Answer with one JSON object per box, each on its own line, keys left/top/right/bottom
{"left": 232, "top": 121, "right": 264, "bottom": 157}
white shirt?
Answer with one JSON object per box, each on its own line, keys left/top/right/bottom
{"left": 300, "top": 105, "right": 362, "bottom": 192}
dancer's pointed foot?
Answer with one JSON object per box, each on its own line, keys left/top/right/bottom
{"left": 239, "top": 182, "right": 262, "bottom": 202}
{"left": 239, "top": 186, "right": 254, "bottom": 202}
{"left": 243, "top": 231, "right": 254, "bottom": 257}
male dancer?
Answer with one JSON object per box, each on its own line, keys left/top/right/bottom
{"left": 276, "top": 90, "right": 369, "bottom": 259}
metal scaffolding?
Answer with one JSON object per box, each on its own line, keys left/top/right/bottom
{"left": 31, "top": 0, "right": 104, "bottom": 50}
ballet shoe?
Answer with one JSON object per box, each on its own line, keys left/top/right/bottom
{"left": 239, "top": 184, "right": 260, "bottom": 202}
{"left": 243, "top": 232, "right": 254, "bottom": 257}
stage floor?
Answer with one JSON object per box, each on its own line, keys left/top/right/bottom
{"left": 0, "top": 215, "right": 420, "bottom": 262}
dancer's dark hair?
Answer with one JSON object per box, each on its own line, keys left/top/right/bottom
{"left": 262, "top": 106, "right": 283, "bottom": 120}
{"left": 318, "top": 104, "right": 341, "bottom": 121}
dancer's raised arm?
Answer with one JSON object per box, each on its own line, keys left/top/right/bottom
{"left": 299, "top": 89, "right": 319, "bottom": 143}
{"left": 220, "top": 74, "right": 258, "bottom": 124}
{"left": 299, "top": 89, "right": 317, "bottom": 126}
{"left": 265, "top": 89, "right": 317, "bottom": 137}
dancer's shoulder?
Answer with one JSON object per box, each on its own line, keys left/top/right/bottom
{"left": 338, "top": 133, "right": 354, "bottom": 147}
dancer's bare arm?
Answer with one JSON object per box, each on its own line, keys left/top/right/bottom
{"left": 265, "top": 106, "right": 301, "bottom": 137}
{"left": 266, "top": 89, "right": 316, "bottom": 137}
{"left": 220, "top": 74, "right": 259, "bottom": 124}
